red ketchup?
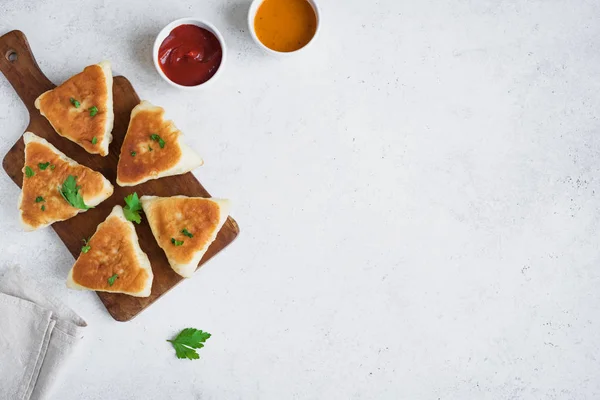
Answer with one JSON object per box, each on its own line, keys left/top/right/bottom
{"left": 158, "top": 24, "right": 222, "bottom": 86}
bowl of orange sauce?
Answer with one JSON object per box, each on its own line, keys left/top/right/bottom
{"left": 248, "top": 0, "right": 320, "bottom": 55}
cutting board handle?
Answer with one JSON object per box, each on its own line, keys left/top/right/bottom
{"left": 0, "top": 30, "right": 54, "bottom": 113}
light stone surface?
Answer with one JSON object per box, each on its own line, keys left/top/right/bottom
{"left": 1, "top": 0, "right": 600, "bottom": 399}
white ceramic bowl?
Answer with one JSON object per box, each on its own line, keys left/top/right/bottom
{"left": 153, "top": 18, "right": 227, "bottom": 90}
{"left": 247, "top": 0, "right": 320, "bottom": 56}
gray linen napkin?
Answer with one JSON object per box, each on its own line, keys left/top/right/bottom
{"left": 0, "top": 267, "right": 86, "bottom": 400}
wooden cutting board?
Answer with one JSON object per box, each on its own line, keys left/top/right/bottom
{"left": 0, "top": 30, "right": 240, "bottom": 321}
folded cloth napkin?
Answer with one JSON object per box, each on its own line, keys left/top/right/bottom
{"left": 0, "top": 266, "right": 86, "bottom": 400}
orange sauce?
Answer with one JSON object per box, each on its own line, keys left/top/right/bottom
{"left": 254, "top": 0, "right": 317, "bottom": 52}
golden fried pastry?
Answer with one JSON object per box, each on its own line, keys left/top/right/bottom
{"left": 66, "top": 205, "right": 153, "bottom": 297}
{"left": 34, "top": 61, "right": 114, "bottom": 156}
{"left": 116, "top": 101, "right": 203, "bottom": 186}
{"left": 19, "top": 132, "right": 113, "bottom": 231}
{"left": 140, "top": 195, "right": 229, "bottom": 278}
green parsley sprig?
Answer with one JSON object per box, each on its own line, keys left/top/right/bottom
{"left": 150, "top": 133, "right": 165, "bottom": 149}
{"left": 171, "top": 238, "right": 184, "bottom": 246}
{"left": 60, "top": 175, "right": 91, "bottom": 210}
{"left": 108, "top": 274, "right": 118, "bottom": 286}
{"left": 70, "top": 97, "right": 80, "bottom": 108}
{"left": 123, "top": 192, "right": 143, "bottom": 224}
{"left": 167, "top": 328, "right": 211, "bottom": 360}
{"left": 81, "top": 237, "right": 91, "bottom": 253}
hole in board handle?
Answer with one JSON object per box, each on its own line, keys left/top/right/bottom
{"left": 6, "top": 51, "right": 17, "bottom": 63}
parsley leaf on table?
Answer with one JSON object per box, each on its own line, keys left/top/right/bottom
{"left": 123, "top": 192, "right": 142, "bottom": 224}
{"left": 60, "top": 175, "right": 91, "bottom": 210}
{"left": 167, "top": 328, "right": 211, "bottom": 360}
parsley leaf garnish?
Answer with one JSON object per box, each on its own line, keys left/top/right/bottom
{"left": 131, "top": 151, "right": 136, "bottom": 157}
{"left": 81, "top": 237, "right": 91, "bottom": 253}
{"left": 181, "top": 228, "right": 193, "bottom": 238}
{"left": 41, "top": 205, "right": 45, "bottom": 211}
{"left": 171, "top": 238, "right": 184, "bottom": 246}
{"left": 123, "top": 192, "right": 142, "bottom": 224}
{"left": 60, "top": 175, "right": 91, "bottom": 210}
{"left": 38, "top": 162, "right": 50, "bottom": 170}
{"left": 148, "top": 145, "right": 153, "bottom": 152}
{"left": 108, "top": 274, "right": 118, "bottom": 286}
{"left": 92, "top": 136, "right": 98, "bottom": 145}
{"left": 25, "top": 166, "right": 34, "bottom": 178}
{"left": 70, "top": 97, "right": 80, "bottom": 108}
{"left": 35, "top": 196, "right": 45, "bottom": 203}
{"left": 167, "top": 328, "right": 211, "bottom": 360}
{"left": 89, "top": 106, "right": 98, "bottom": 117}
{"left": 150, "top": 133, "right": 165, "bottom": 149}
{"left": 50, "top": 164, "right": 56, "bottom": 170}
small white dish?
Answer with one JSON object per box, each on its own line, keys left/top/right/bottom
{"left": 153, "top": 18, "right": 227, "bottom": 90}
{"left": 247, "top": 0, "right": 320, "bottom": 56}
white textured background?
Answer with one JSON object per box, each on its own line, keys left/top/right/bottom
{"left": 1, "top": 0, "right": 600, "bottom": 399}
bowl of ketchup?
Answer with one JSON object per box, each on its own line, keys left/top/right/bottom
{"left": 153, "top": 18, "right": 226, "bottom": 89}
